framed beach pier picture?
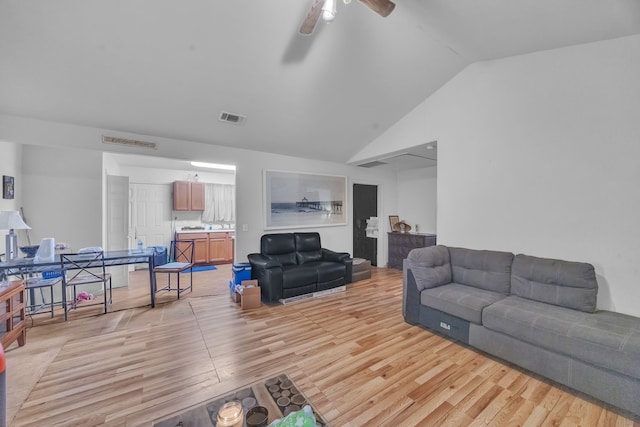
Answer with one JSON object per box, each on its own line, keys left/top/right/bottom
{"left": 264, "top": 170, "right": 347, "bottom": 229}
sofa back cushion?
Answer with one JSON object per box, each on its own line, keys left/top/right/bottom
{"left": 294, "top": 232, "right": 323, "bottom": 264}
{"left": 449, "top": 247, "right": 514, "bottom": 294}
{"left": 261, "top": 233, "right": 297, "bottom": 265}
{"left": 511, "top": 254, "right": 598, "bottom": 312}
{"left": 407, "top": 245, "right": 452, "bottom": 291}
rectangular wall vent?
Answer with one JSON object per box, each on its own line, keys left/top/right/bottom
{"left": 357, "top": 161, "right": 388, "bottom": 168}
{"left": 102, "top": 135, "right": 156, "bottom": 150}
{"left": 219, "top": 111, "right": 247, "bottom": 125}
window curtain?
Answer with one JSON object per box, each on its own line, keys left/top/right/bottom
{"left": 202, "top": 184, "right": 235, "bottom": 223}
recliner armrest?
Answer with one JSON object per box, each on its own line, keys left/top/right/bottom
{"left": 248, "top": 253, "right": 284, "bottom": 302}
{"left": 321, "top": 248, "right": 352, "bottom": 283}
{"left": 247, "top": 253, "right": 281, "bottom": 269}
{"left": 321, "top": 248, "right": 350, "bottom": 263}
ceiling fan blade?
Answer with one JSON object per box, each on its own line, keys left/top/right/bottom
{"left": 359, "top": 0, "right": 395, "bottom": 17}
{"left": 299, "top": 0, "right": 324, "bottom": 35}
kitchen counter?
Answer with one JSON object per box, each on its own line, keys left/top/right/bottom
{"left": 175, "top": 228, "right": 235, "bottom": 234}
{"left": 174, "top": 229, "right": 234, "bottom": 264}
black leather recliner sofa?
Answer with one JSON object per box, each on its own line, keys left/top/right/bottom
{"left": 248, "top": 232, "right": 353, "bottom": 302}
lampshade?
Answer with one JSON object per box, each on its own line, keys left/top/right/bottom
{"left": 322, "top": 0, "right": 337, "bottom": 22}
{"left": 0, "top": 211, "right": 31, "bottom": 230}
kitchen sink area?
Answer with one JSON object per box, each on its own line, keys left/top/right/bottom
{"left": 179, "top": 225, "right": 235, "bottom": 232}
{"left": 175, "top": 225, "right": 235, "bottom": 264}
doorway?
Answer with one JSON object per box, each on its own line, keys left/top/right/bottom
{"left": 129, "top": 183, "right": 173, "bottom": 249}
{"left": 352, "top": 183, "right": 378, "bottom": 266}
{"left": 106, "top": 175, "right": 130, "bottom": 287}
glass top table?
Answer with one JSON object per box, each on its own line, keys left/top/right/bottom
{"left": 0, "top": 248, "right": 160, "bottom": 307}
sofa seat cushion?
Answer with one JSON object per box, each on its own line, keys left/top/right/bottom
{"left": 305, "top": 261, "right": 345, "bottom": 283}
{"left": 281, "top": 265, "right": 317, "bottom": 289}
{"left": 421, "top": 283, "right": 507, "bottom": 324}
{"left": 483, "top": 296, "right": 640, "bottom": 378}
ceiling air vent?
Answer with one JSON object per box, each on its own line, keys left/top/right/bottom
{"left": 219, "top": 111, "right": 247, "bottom": 125}
{"left": 102, "top": 135, "right": 156, "bottom": 150}
{"left": 358, "top": 160, "right": 388, "bottom": 168}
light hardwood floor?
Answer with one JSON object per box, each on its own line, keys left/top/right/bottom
{"left": 5, "top": 266, "right": 639, "bottom": 426}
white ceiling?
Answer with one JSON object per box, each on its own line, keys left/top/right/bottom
{"left": 1, "top": 1, "right": 639, "bottom": 168}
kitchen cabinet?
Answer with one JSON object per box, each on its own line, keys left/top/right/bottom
{"left": 388, "top": 232, "right": 437, "bottom": 269}
{"left": 177, "top": 233, "right": 209, "bottom": 264}
{"left": 175, "top": 231, "right": 234, "bottom": 265}
{"left": 208, "top": 232, "right": 234, "bottom": 264}
{"left": 173, "top": 181, "right": 205, "bottom": 211}
{"left": 190, "top": 182, "right": 205, "bottom": 210}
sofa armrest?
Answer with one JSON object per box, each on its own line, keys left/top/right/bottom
{"left": 248, "top": 253, "right": 283, "bottom": 302}
{"left": 321, "top": 249, "right": 352, "bottom": 283}
{"left": 321, "top": 248, "right": 349, "bottom": 263}
{"left": 344, "top": 257, "right": 353, "bottom": 283}
{"left": 247, "top": 253, "right": 281, "bottom": 269}
{"left": 403, "top": 260, "right": 421, "bottom": 325}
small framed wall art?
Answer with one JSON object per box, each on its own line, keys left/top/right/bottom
{"left": 3, "top": 175, "right": 14, "bottom": 199}
{"left": 389, "top": 215, "right": 399, "bottom": 231}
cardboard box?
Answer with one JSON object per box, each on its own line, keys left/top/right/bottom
{"left": 241, "top": 280, "right": 261, "bottom": 309}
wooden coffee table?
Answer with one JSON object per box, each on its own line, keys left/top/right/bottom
{"left": 153, "top": 373, "right": 327, "bottom": 426}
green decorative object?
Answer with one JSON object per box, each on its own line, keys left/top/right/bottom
{"left": 268, "top": 405, "right": 318, "bottom": 427}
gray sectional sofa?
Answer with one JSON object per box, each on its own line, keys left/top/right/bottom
{"left": 403, "top": 245, "right": 640, "bottom": 417}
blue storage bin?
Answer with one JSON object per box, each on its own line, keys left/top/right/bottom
{"left": 232, "top": 262, "right": 252, "bottom": 285}
{"left": 148, "top": 246, "right": 168, "bottom": 266}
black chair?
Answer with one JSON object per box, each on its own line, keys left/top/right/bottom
{"left": 61, "top": 251, "right": 112, "bottom": 321}
{"left": 153, "top": 240, "right": 194, "bottom": 299}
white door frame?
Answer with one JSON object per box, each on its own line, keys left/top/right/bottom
{"left": 106, "top": 175, "right": 130, "bottom": 287}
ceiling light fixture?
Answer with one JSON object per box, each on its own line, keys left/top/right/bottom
{"left": 190, "top": 161, "right": 236, "bottom": 171}
{"left": 322, "top": 0, "right": 337, "bottom": 22}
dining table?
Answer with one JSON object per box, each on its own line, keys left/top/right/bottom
{"left": 0, "top": 248, "right": 160, "bottom": 308}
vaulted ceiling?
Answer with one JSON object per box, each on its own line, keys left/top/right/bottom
{"left": 1, "top": 1, "right": 639, "bottom": 165}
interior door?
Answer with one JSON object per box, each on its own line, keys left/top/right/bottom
{"left": 106, "top": 175, "right": 130, "bottom": 287}
{"left": 353, "top": 183, "right": 378, "bottom": 266}
{"left": 130, "top": 183, "right": 173, "bottom": 250}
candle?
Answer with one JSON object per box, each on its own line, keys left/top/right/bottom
{"left": 216, "top": 401, "right": 243, "bottom": 427}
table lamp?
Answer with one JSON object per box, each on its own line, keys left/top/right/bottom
{"left": 0, "top": 211, "right": 31, "bottom": 261}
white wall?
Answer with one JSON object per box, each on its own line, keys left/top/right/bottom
{"left": 0, "top": 140, "right": 23, "bottom": 212}
{"left": 0, "top": 140, "right": 27, "bottom": 254}
{"left": 115, "top": 165, "right": 235, "bottom": 186}
{"left": 352, "top": 34, "right": 640, "bottom": 316}
{"left": 397, "top": 166, "right": 437, "bottom": 234}
{"left": 0, "top": 115, "right": 398, "bottom": 267}
{"left": 21, "top": 145, "right": 103, "bottom": 251}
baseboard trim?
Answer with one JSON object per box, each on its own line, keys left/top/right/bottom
{"left": 279, "top": 285, "right": 346, "bottom": 304}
